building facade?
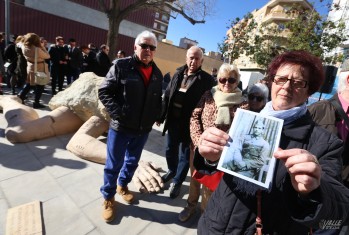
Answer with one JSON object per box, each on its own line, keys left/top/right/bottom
{"left": 0, "top": 0, "right": 171, "bottom": 56}
{"left": 226, "top": 0, "right": 313, "bottom": 70}
{"left": 1, "top": 0, "right": 224, "bottom": 77}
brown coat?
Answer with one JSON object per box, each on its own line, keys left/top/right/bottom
{"left": 22, "top": 45, "right": 50, "bottom": 85}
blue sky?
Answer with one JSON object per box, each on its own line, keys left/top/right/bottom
{"left": 166, "top": 0, "right": 331, "bottom": 53}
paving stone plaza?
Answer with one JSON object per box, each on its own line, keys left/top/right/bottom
{"left": 0, "top": 86, "right": 200, "bottom": 235}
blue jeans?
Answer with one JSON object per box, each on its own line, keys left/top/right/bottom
{"left": 166, "top": 122, "right": 190, "bottom": 185}
{"left": 100, "top": 128, "right": 149, "bottom": 199}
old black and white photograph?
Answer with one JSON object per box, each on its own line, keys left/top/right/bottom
{"left": 218, "top": 108, "right": 283, "bottom": 188}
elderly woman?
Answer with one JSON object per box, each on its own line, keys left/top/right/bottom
{"left": 197, "top": 51, "right": 349, "bottom": 234}
{"left": 18, "top": 33, "right": 50, "bottom": 109}
{"left": 178, "top": 63, "right": 248, "bottom": 222}
{"left": 248, "top": 83, "right": 269, "bottom": 112}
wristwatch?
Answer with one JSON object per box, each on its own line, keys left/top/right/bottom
{"left": 204, "top": 158, "right": 218, "bottom": 167}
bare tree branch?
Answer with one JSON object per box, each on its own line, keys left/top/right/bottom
{"left": 99, "top": 0, "right": 214, "bottom": 58}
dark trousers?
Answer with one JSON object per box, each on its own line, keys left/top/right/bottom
{"left": 66, "top": 67, "right": 81, "bottom": 85}
{"left": 166, "top": 122, "right": 191, "bottom": 185}
{"left": 19, "top": 83, "right": 44, "bottom": 103}
{"left": 50, "top": 64, "right": 65, "bottom": 92}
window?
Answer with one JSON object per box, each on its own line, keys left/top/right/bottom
{"left": 278, "top": 23, "right": 285, "bottom": 30}
{"left": 153, "top": 22, "right": 158, "bottom": 29}
{"left": 161, "top": 14, "right": 169, "bottom": 22}
{"left": 283, "top": 5, "right": 291, "bottom": 12}
{"left": 155, "top": 12, "right": 159, "bottom": 18}
{"left": 158, "top": 34, "right": 165, "bottom": 41}
{"left": 160, "top": 25, "right": 167, "bottom": 31}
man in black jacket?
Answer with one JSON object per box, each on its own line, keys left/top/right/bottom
{"left": 96, "top": 44, "right": 111, "bottom": 77}
{"left": 98, "top": 30, "right": 163, "bottom": 223}
{"left": 158, "top": 46, "right": 214, "bottom": 199}
{"left": 66, "top": 38, "right": 83, "bottom": 84}
{"left": 49, "top": 36, "right": 69, "bottom": 95}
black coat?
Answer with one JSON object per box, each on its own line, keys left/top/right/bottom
{"left": 198, "top": 113, "right": 349, "bottom": 235}
{"left": 308, "top": 94, "right": 349, "bottom": 165}
{"left": 48, "top": 45, "right": 69, "bottom": 74}
{"left": 160, "top": 65, "right": 214, "bottom": 143}
{"left": 82, "top": 51, "right": 97, "bottom": 73}
{"left": 67, "top": 46, "right": 83, "bottom": 69}
{"left": 98, "top": 55, "right": 163, "bottom": 135}
{"left": 96, "top": 51, "right": 111, "bottom": 77}
{"left": 4, "top": 43, "right": 17, "bottom": 73}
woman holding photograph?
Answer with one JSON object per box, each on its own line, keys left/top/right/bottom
{"left": 178, "top": 63, "right": 248, "bottom": 222}
{"left": 196, "top": 51, "right": 349, "bottom": 234}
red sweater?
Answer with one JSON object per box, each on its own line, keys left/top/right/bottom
{"left": 138, "top": 65, "right": 153, "bottom": 86}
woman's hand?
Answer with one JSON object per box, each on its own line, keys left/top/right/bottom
{"left": 274, "top": 148, "right": 321, "bottom": 196}
{"left": 198, "top": 127, "right": 229, "bottom": 162}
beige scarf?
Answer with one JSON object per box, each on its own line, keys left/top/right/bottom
{"left": 212, "top": 86, "right": 243, "bottom": 125}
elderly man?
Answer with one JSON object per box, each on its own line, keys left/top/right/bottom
{"left": 98, "top": 30, "right": 163, "bottom": 222}
{"left": 308, "top": 70, "right": 349, "bottom": 181}
{"left": 308, "top": 70, "right": 349, "bottom": 233}
{"left": 158, "top": 46, "right": 214, "bottom": 199}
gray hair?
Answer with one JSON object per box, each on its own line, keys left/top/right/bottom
{"left": 338, "top": 71, "right": 349, "bottom": 93}
{"left": 248, "top": 83, "right": 269, "bottom": 103}
{"left": 186, "top": 46, "right": 203, "bottom": 59}
{"left": 135, "top": 30, "right": 157, "bottom": 47}
{"left": 218, "top": 63, "right": 241, "bottom": 81}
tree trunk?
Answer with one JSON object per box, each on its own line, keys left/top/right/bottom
{"left": 107, "top": 13, "right": 122, "bottom": 60}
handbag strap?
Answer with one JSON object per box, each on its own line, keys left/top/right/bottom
{"left": 329, "top": 97, "right": 349, "bottom": 129}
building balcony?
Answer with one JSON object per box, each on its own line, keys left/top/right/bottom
{"left": 262, "top": 11, "right": 291, "bottom": 24}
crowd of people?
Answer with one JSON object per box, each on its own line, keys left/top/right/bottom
{"left": 0, "top": 32, "right": 124, "bottom": 107}
{"left": 97, "top": 31, "right": 349, "bottom": 235}
{"left": 1, "top": 30, "right": 349, "bottom": 234}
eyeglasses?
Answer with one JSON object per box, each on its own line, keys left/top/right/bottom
{"left": 219, "top": 77, "right": 237, "bottom": 84}
{"left": 248, "top": 94, "right": 264, "bottom": 102}
{"left": 272, "top": 75, "right": 308, "bottom": 88}
{"left": 138, "top": 43, "right": 156, "bottom": 51}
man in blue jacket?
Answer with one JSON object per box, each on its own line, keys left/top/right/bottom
{"left": 98, "top": 30, "right": 163, "bottom": 223}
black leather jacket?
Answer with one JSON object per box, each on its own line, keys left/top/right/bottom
{"left": 99, "top": 55, "right": 163, "bottom": 134}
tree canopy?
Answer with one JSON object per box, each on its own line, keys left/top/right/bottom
{"left": 221, "top": 2, "right": 347, "bottom": 70}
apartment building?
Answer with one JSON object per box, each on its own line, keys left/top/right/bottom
{"left": 226, "top": 0, "right": 313, "bottom": 70}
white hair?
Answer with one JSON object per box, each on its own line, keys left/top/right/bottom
{"left": 135, "top": 30, "right": 157, "bottom": 47}
{"left": 338, "top": 71, "right": 349, "bottom": 93}
{"left": 248, "top": 83, "right": 269, "bottom": 103}
{"left": 217, "top": 63, "right": 241, "bottom": 81}
{"left": 186, "top": 46, "right": 203, "bottom": 59}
